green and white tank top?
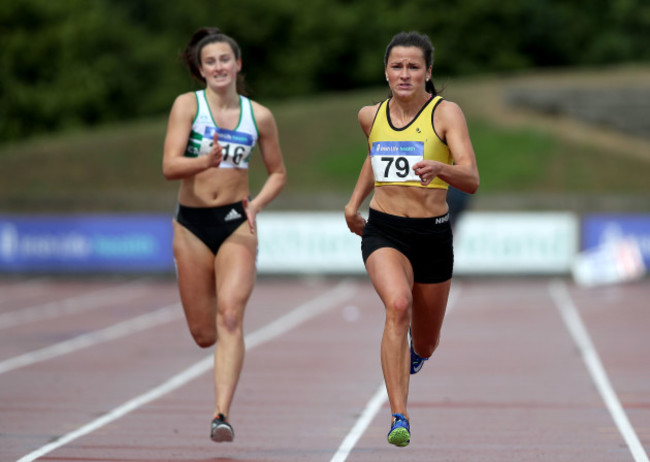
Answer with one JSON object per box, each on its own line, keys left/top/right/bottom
{"left": 184, "top": 90, "right": 259, "bottom": 169}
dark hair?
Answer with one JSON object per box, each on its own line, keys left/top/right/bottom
{"left": 180, "top": 27, "right": 247, "bottom": 95}
{"left": 384, "top": 31, "right": 437, "bottom": 96}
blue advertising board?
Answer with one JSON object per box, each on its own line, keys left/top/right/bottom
{"left": 581, "top": 214, "right": 650, "bottom": 267}
{"left": 0, "top": 215, "right": 174, "bottom": 273}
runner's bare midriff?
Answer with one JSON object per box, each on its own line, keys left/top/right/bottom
{"left": 177, "top": 168, "right": 249, "bottom": 207}
{"left": 370, "top": 185, "right": 449, "bottom": 218}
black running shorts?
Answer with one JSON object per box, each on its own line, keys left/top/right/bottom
{"left": 175, "top": 201, "right": 248, "bottom": 255}
{"left": 361, "top": 208, "right": 453, "bottom": 284}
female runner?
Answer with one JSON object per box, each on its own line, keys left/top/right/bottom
{"left": 344, "top": 31, "right": 479, "bottom": 447}
{"left": 163, "top": 27, "right": 286, "bottom": 443}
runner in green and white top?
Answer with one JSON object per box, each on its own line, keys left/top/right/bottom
{"left": 163, "top": 27, "right": 286, "bottom": 444}
{"left": 185, "top": 90, "right": 259, "bottom": 170}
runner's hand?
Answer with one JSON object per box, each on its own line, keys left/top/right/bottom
{"left": 206, "top": 133, "right": 222, "bottom": 168}
{"left": 345, "top": 209, "right": 366, "bottom": 237}
{"left": 243, "top": 197, "right": 256, "bottom": 234}
{"left": 413, "top": 160, "right": 441, "bottom": 186}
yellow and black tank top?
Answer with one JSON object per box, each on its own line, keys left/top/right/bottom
{"left": 368, "top": 95, "right": 451, "bottom": 189}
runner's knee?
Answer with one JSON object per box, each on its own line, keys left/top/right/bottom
{"left": 413, "top": 334, "right": 440, "bottom": 359}
{"left": 385, "top": 293, "right": 412, "bottom": 325}
{"left": 216, "top": 305, "right": 243, "bottom": 334}
{"left": 189, "top": 325, "right": 217, "bottom": 348}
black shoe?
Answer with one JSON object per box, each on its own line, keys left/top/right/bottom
{"left": 210, "top": 413, "right": 234, "bottom": 442}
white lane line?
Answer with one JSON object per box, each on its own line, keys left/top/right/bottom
{"left": 16, "top": 279, "right": 357, "bottom": 462}
{"left": 330, "top": 282, "right": 462, "bottom": 461}
{"left": 549, "top": 279, "right": 649, "bottom": 462}
{"left": 331, "top": 384, "right": 387, "bottom": 462}
{"left": 0, "top": 304, "right": 182, "bottom": 375}
{"left": 244, "top": 279, "right": 356, "bottom": 349}
{"left": 0, "top": 281, "right": 150, "bottom": 330}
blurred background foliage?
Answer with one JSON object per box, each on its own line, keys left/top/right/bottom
{"left": 2, "top": 0, "right": 649, "bottom": 142}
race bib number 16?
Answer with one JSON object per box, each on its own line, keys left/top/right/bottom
{"left": 202, "top": 126, "right": 255, "bottom": 169}
{"left": 370, "top": 141, "right": 424, "bottom": 182}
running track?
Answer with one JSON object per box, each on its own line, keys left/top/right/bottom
{"left": 0, "top": 276, "right": 648, "bottom": 462}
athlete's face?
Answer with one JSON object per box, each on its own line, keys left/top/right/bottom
{"left": 199, "top": 42, "right": 241, "bottom": 90}
{"left": 385, "top": 46, "right": 431, "bottom": 99}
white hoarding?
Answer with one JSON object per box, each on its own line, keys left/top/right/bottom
{"left": 257, "top": 211, "right": 579, "bottom": 275}
{"left": 453, "top": 212, "right": 579, "bottom": 274}
{"left": 257, "top": 212, "right": 365, "bottom": 274}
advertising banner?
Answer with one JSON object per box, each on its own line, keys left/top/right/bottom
{"left": 258, "top": 211, "right": 579, "bottom": 275}
{"left": 0, "top": 215, "right": 173, "bottom": 273}
{"left": 453, "top": 212, "right": 579, "bottom": 274}
{"left": 581, "top": 214, "right": 650, "bottom": 267}
{"left": 572, "top": 213, "right": 650, "bottom": 286}
{"left": 1, "top": 211, "right": 582, "bottom": 275}
{"left": 257, "top": 212, "right": 364, "bottom": 274}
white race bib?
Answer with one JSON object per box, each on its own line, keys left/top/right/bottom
{"left": 201, "top": 126, "right": 255, "bottom": 169}
{"left": 370, "top": 141, "right": 424, "bottom": 182}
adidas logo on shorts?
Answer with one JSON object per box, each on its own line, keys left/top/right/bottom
{"left": 224, "top": 208, "right": 242, "bottom": 222}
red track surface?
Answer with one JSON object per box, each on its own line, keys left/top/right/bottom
{"left": 0, "top": 276, "right": 648, "bottom": 461}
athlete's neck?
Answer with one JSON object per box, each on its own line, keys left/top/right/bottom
{"left": 389, "top": 92, "right": 432, "bottom": 126}
{"left": 205, "top": 87, "right": 240, "bottom": 110}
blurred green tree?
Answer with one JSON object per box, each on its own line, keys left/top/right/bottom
{"left": 1, "top": 0, "right": 648, "bottom": 142}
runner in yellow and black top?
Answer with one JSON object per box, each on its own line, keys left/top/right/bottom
{"left": 163, "top": 27, "right": 286, "bottom": 444}
{"left": 345, "top": 31, "right": 479, "bottom": 448}
{"left": 369, "top": 95, "right": 451, "bottom": 189}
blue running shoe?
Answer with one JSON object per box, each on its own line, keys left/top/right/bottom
{"left": 410, "top": 339, "right": 428, "bottom": 374}
{"left": 387, "top": 413, "right": 411, "bottom": 447}
{"left": 211, "top": 413, "right": 234, "bottom": 442}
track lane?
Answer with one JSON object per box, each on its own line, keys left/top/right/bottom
{"left": 345, "top": 278, "right": 647, "bottom": 461}
{"left": 0, "top": 277, "right": 648, "bottom": 461}
{"left": 5, "top": 278, "right": 359, "bottom": 462}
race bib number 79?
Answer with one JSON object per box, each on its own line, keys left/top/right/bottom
{"left": 370, "top": 141, "right": 424, "bottom": 182}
